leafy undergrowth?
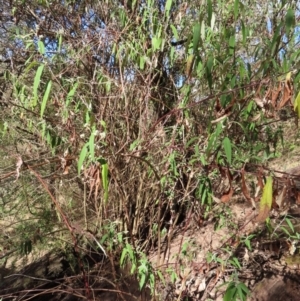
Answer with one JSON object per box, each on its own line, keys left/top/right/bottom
{"left": 1, "top": 1, "right": 300, "bottom": 301}
{"left": 152, "top": 121, "right": 300, "bottom": 301}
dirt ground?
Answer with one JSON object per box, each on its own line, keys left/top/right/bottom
{"left": 148, "top": 121, "right": 300, "bottom": 301}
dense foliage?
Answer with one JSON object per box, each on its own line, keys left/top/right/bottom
{"left": 0, "top": 0, "right": 300, "bottom": 299}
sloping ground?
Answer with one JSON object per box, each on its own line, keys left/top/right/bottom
{"left": 250, "top": 275, "right": 300, "bottom": 301}
{"left": 152, "top": 199, "right": 300, "bottom": 301}
{"left": 149, "top": 122, "right": 300, "bottom": 300}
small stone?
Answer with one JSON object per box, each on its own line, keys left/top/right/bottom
{"left": 198, "top": 278, "right": 206, "bottom": 292}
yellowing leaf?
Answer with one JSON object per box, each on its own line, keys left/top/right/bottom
{"left": 286, "top": 71, "right": 292, "bottom": 82}
{"left": 186, "top": 54, "right": 195, "bottom": 78}
{"left": 101, "top": 161, "right": 109, "bottom": 204}
{"left": 294, "top": 91, "right": 300, "bottom": 118}
{"left": 256, "top": 176, "right": 273, "bottom": 223}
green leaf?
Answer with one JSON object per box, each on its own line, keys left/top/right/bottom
{"left": 101, "top": 161, "right": 109, "bottom": 203}
{"left": 157, "top": 270, "right": 165, "bottom": 285}
{"left": 232, "top": 257, "right": 241, "bottom": 269}
{"left": 206, "top": 55, "right": 214, "bottom": 72}
{"left": 152, "top": 37, "right": 161, "bottom": 51}
{"left": 223, "top": 283, "right": 237, "bottom": 301}
{"left": 165, "top": 0, "right": 172, "bottom": 18}
{"left": 234, "top": 0, "right": 239, "bottom": 19}
{"left": 105, "top": 81, "right": 111, "bottom": 93}
{"left": 66, "top": 81, "right": 78, "bottom": 106}
{"left": 170, "top": 24, "right": 179, "bottom": 40}
{"left": 40, "top": 80, "right": 52, "bottom": 118}
{"left": 78, "top": 143, "right": 89, "bottom": 174}
{"left": 280, "top": 226, "right": 291, "bottom": 236}
{"left": 120, "top": 248, "right": 127, "bottom": 266}
{"left": 130, "top": 139, "right": 141, "bottom": 151}
{"left": 131, "top": 263, "right": 136, "bottom": 274}
{"left": 193, "top": 23, "right": 201, "bottom": 54}
{"left": 206, "top": 122, "right": 222, "bottom": 157}
{"left": 207, "top": 0, "right": 212, "bottom": 27}
{"left": 24, "top": 60, "right": 38, "bottom": 74}
{"left": 244, "top": 239, "right": 252, "bottom": 251}
{"left": 271, "top": 23, "right": 282, "bottom": 56}
{"left": 169, "top": 152, "right": 178, "bottom": 176}
{"left": 229, "top": 35, "right": 235, "bottom": 55}
{"left": 201, "top": 20, "right": 205, "bottom": 39}
{"left": 241, "top": 21, "right": 247, "bottom": 45}
{"left": 285, "top": 217, "right": 294, "bottom": 233}
{"left": 285, "top": 8, "right": 295, "bottom": 35}
{"left": 139, "top": 273, "right": 146, "bottom": 289}
{"left": 139, "top": 56, "right": 145, "bottom": 70}
{"left": 33, "top": 64, "right": 44, "bottom": 106}
{"left": 58, "top": 34, "right": 62, "bottom": 52}
{"left": 126, "top": 243, "right": 134, "bottom": 262}
{"left": 294, "top": 91, "right": 300, "bottom": 117}
{"left": 38, "top": 40, "right": 45, "bottom": 54}
{"left": 223, "top": 137, "right": 232, "bottom": 164}
{"left": 149, "top": 273, "right": 155, "bottom": 291}
{"left": 237, "top": 282, "right": 249, "bottom": 301}
{"left": 131, "top": 0, "right": 137, "bottom": 10}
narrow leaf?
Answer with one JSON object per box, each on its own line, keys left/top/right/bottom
{"left": 40, "top": 80, "right": 52, "bottom": 118}
{"left": 66, "top": 81, "right": 78, "bottom": 106}
{"left": 58, "top": 34, "right": 62, "bottom": 52}
{"left": 285, "top": 218, "right": 294, "bottom": 233}
{"left": 206, "top": 55, "right": 214, "bottom": 72}
{"left": 101, "top": 161, "right": 109, "bottom": 203}
{"left": 152, "top": 37, "right": 162, "bottom": 51}
{"left": 241, "top": 21, "right": 246, "bottom": 45}
{"left": 78, "top": 143, "right": 89, "bottom": 175}
{"left": 237, "top": 286, "right": 246, "bottom": 301}
{"left": 193, "top": 23, "right": 201, "bottom": 54}
{"left": 201, "top": 20, "right": 205, "bottom": 39}
{"left": 285, "top": 8, "right": 295, "bottom": 35}
{"left": 232, "top": 257, "right": 241, "bottom": 269}
{"left": 33, "top": 64, "right": 44, "bottom": 106}
{"left": 234, "top": 0, "right": 239, "bottom": 19}
{"left": 165, "top": 0, "right": 172, "bottom": 17}
{"left": 207, "top": 0, "right": 212, "bottom": 27}
{"left": 38, "top": 40, "right": 45, "bottom": 55}
{"left": 139, "top": 274, "right": 146, "bottom": 289}
{"left": 256, "top": 176, "right": 273, "bottom": 223}
{"left": 120, "top": 248, "right": 127, "bottom": 266}
{"left": 223, "top": 137, "right": 232, "bottom": 164}
{"left": 186, "top": 54, "right": 195, "bottom": 78}
{"left": 93, "top": 238, "right": 107, "bottom": 256}
{"left": 170, "top": 24, "right": 179, "bottom": 40}
{"left": 157, "top": 270, "right": 165, "bottom": 285}
{"left": 140, "top": 56, "right": 145, "bottom": 70}
{"left": 294, "top": 91, "right": 300, "bottom": 117}
{"left": 224, "top": 284, "right": 237, "bottom": 301}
